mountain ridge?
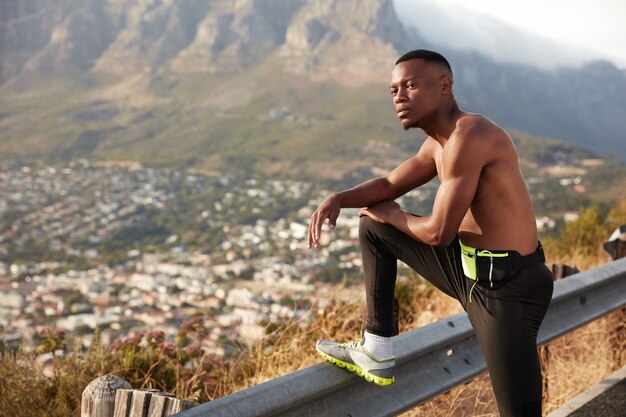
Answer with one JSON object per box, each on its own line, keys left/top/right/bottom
{"left": 1, "top": 0, "right": 625, "bottom": 169}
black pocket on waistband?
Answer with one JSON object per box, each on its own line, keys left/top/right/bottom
{"left": 475, "top": 255, "right": 519, "bottom": 288}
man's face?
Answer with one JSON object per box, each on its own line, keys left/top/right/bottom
{"left": 389, "top": 59, "right": 450, "bottom": 130}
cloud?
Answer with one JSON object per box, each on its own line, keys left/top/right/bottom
{"left": 393, "top": 0, "right": 607, "bottom": 69}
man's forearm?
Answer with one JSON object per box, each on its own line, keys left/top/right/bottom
{"left": 336, "top": 177, "right": 398, "bottom": 208}
{"left": 390, "top": 211, "right": 447, "bottom": 247}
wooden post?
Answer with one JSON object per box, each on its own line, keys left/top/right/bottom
{"left": 147, "top": 395, "right": 168, "bottom": 417}
{"left": 603, "top": 226, "right": 626, "bottom": 260}
{"left": 548, "top": 262, "right": 579, "bottom": 280}
{"left": 129, "top": 390, "right": 153, "bottom": 417}
{"left": 164, "top": 398, "right": 196, "bottom": 415}
{"left": 84, "top": 376, "right": 196, "bottom": 417}
{"left": 113, "top": 389, "right": 133, "bottom": 417}
{"left": 615, "top": 237, "right": 626, "bottom": 260}
{"left": 82, "top": 375, "right": 132, "bottom": 417}
{"left": 147, "top": 393, "right": 172, "bottom": 417}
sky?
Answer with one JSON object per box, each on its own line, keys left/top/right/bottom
{"left": 393, "top": 0, "right": 626, "bottom": 69}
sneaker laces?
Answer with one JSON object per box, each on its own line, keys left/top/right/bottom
{"left": 338, "top": 340, "right": 363, "bottom": 349}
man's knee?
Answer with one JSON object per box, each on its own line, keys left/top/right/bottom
{"left": 359, "top": 215, "right": 374, "bottom": 228}
{"left": 359, "top": 215, "right": 378, "bottom": 240}
{"left": 359, "top": 216, "right": 398, "bottom": 247}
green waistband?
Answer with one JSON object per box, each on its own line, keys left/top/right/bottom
{"left": 459, "top": 240, "right": 510, "bottom": 258}
{"left": 459, "top": 240, "right": 510, "bottom": 281}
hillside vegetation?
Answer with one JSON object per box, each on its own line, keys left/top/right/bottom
{"left": 3, "top": 66, "right": 626, "bottom": 196}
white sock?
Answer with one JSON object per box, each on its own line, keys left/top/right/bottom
{"left": 363, "top": 331, "right": 393, "bottom": 359}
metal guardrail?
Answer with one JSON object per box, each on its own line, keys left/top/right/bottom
{"left": 174, "top": 258, "right": 626, "bottom": 417}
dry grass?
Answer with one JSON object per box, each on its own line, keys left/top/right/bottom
{"left": 541, "top": 308, "right": 625, "bottom": 414}
{"left": 402, "top": 373, "right": 498, "bottom": 417}
{"left": 219, "top": 301, "right": 363, "bottom": 392}
{"left": 543, "top": 240, "right": 612, "bottom": 272}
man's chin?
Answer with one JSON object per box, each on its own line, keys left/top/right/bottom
{"left": 401, "top": 119, "right": 418, "bottom": 130}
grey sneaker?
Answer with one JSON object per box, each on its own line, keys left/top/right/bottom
{"left": 316, "top": 338, "right": 395, "bottom": 386}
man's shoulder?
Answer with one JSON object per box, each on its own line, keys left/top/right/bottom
{"left": 446, "top": 114, "right": 515, "bottom": 166}
{"left": 454, "top": 114, "right": 509, "bottom": 144}
{"left": 456, "top": 113, "right": 499, "bottom": 133}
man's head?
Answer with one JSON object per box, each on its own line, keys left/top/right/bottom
{"left": 395, "top": 49, "right": 453, "bottom": 74}
{"left": 390, "top": 49, "right": 455, "bottom": 130}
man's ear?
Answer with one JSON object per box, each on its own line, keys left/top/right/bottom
{"left": 440, "top": 75, "right": 453, "bottom": 94}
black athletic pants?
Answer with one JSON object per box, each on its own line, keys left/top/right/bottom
{"left": 359, "top": 216, "right": 554, "bottom": 417}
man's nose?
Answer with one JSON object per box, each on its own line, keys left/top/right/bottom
{"left": 394, "top": 90, "right": 407, "bottom": 103}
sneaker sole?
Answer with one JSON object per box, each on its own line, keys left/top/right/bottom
{"left": 316, "top": 347, "right": 395, "bottom": 386}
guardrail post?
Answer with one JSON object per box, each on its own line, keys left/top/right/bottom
{"left": 83, "top": 376, "right": 197, "bottom": 417}
{"left": 82, "top": 374, "right": 132, "bottom": 417}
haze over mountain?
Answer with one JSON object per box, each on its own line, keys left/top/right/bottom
{"left": 393, "top": 0, "right": 610, "bottom": 70}
{"left": 1, "top": 0, "right": 625, "bottom": 176}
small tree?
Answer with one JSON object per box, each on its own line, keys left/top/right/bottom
{"left": 558, "top": 205, "right": 608, "bottom": 256}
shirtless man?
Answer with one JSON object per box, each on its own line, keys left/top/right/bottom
{"left": 308, "top": 50, "right": 553, "bottom": 417}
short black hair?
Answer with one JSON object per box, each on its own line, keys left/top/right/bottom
{"left": 395, "top": 49, "right": 452, "bottom": 74}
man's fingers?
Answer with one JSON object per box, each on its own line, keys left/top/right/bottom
{"left": 308, "top": 211, "right": 323, "bottom": 248}
{"left": 309, "top": 204, "right": 340, "bottom": 248}
{"left": 315, "top": 215, "right": 322, "bottom": 240}
{"left": 328, "top": 209, "right": 339, "bottom": 230}
{"left": 308, "top": 213, "right": 319, "bottom": 248}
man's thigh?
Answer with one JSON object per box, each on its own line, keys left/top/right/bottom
{"left": 360, "top": 216, "right": 467, "bottom": 300}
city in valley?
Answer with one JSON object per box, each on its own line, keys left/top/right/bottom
{"left": 0, "top": 159, "right": 586, "bottom": 362}
{"left": 0, "top": 160, "right": 369, "bottom": 360}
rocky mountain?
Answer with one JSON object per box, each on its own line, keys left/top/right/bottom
{"left": 0, "top": 0, "right": 625, "bottom": 172}
{"left": 0, "top": 0, "right": 409, "bottom": 81}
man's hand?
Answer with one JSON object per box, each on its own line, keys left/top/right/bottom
{"left": 308, "top": 193, "right": 341, "bottom": 248}
{"left": 358, "top": 201, "right": 402, "bottom": 225}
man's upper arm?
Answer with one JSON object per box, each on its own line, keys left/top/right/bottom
{"left": 384, "top": 140, "right": 437, "bottom": 198}
{"left": 429, "top": 134, "right": 486, "bottom": 243}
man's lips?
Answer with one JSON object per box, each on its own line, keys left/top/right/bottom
{"left": 397, "top": 108, "right": 410, "bottom": 118}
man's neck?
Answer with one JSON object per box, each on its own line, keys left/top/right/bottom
{"left": 421, "top": 101, "right": 464, "bottom": 146}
